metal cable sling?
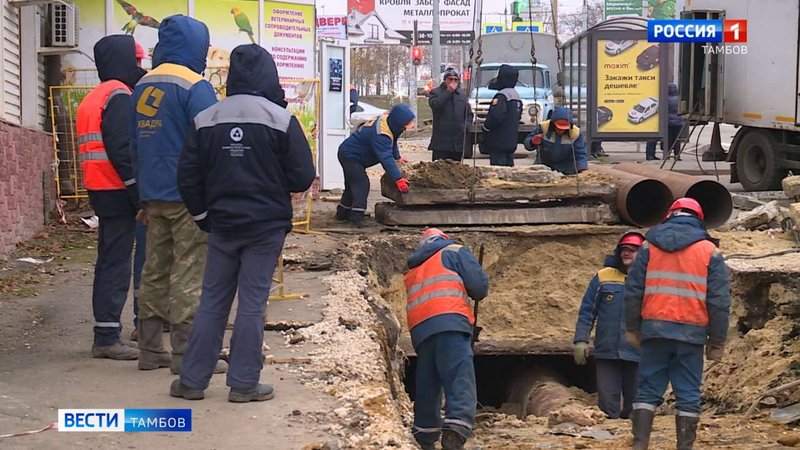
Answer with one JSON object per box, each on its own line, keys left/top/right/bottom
{"left": 462, "top": 0, "right": 484, "bottom": 203}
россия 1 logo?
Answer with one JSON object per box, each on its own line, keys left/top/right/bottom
{"left": 647, "top": 19, "right": 748, "bottom": 54}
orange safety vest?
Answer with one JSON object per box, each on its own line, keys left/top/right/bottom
{"left": 642, "top": 240, "right": 715, "bottom": 327}
{"left": 404, "top": 245, "right": 474, "bottom": 330}
{"left": 76, "top": 79, "right": 132, "bottom": 191}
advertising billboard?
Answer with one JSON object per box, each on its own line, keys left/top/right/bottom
{"left": 595, "top": 39, "right": 660, "bottom": 133}
{"left": 347, "top": 0, "right": 475, "bottom": 45}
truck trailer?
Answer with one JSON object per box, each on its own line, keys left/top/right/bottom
{"left": 680, "top": 0, "right": 800, "bottom": 190}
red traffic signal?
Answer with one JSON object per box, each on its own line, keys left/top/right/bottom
{"left": 411, "top": 46, "right": 422, "bottom": 66}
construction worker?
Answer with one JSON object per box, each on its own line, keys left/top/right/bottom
{"left": 625, "top": 198, "right": 731, "bottom": 450}
{"left": 479, "top": 64, "right": 522, "bottom": 167}
{"left": 406, "top": 228, "right": 489, "bottom": 450}
{"left": 170, "top": 44, "right": 315, "bottom": 402}
{"left": 336, "top": 104, "right": 415, "bottom": 227}
{"left": 524, "top": 106, "right": 588, "bottom": 174}
{"left": 428, "top": 67, "right": 473, "bottom": 162}
{"left": 573, "top": 231, "right": 645, "bottom": 419}
{"left": 131, "top": 15, "right": 226, "bottom": 374}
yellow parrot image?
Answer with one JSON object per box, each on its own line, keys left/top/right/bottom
{"left": 231, "top": 7, "right": 256, "bottom": 44}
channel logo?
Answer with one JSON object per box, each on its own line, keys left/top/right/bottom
{"left": 58, "top": 409, "right": 191, "bottom": 432}
{"left": 648, "top": 19, "right": 747, "bottom": 43}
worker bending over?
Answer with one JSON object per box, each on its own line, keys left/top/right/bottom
{"left": 524, "top": 106, "right": 588, "bottom": 174}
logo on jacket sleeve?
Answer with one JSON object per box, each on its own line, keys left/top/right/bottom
{"left": 230, "top": 127, "right": 244, "bottom": 142}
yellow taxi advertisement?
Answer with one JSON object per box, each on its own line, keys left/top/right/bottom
{"left": 596, "top": 39, "right": 660, "bottom": 133}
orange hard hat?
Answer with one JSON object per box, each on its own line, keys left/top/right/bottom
{"left": 134, "top": 41, "right": 146, "bottom": 61}
{"left": 667, "top": 197, "right": 704, "bottom": 220}
{"left": 618, "top": 231, "right": 645, "bottom": 248}
{"left": 553, "top": 118, "right": 570, "bottom": 131}
{"left": 422, "top": 228, "right": 449, "bottom": 240}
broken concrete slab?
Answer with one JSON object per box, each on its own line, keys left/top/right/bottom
{"left": 381, "top": 175, "right": 615, "bottom": 206}
{"left": 375, "top": 202, "right": 616, "bottom": 227}
{"left": 724, "top": 201, "right": 789, "bottom": 231}
{"left": 789, "top": 203, "right": 800, "bottom": 227}
{"left": 476, "top": 165, "right": 560, "bottom": 184}
{"left": 731, "top": 193, "right": 767, "bottom": 211}
{"left": 783, "top": 176, "right": 800, "bottom": 199}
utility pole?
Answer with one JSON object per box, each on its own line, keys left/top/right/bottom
{"left": 411, "top": 20, "right": 419, "bottom": 131}
{"left": 432, "top": 0, "right": 441, "bottom": 83}
{"left": 550, "top": 0, "right": 557, "bottom": 36}
{"left": 582, "top": 0, "right": 588, "bottom": 31}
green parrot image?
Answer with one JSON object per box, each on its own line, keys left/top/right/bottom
{"left": 117, "top": 0, "right": 160, "bottom": 35}
{"left": 648, "top": 0, "right": 677, "bottom": 20}
{"left": 231, "top": 7, "right": 256, "bottom": 44}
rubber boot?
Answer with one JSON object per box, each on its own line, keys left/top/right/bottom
{"left": 676, "top": 415, "right": 699, "bottom": 450}
{"left": 170, "top": 323, "right": 228, "bottom": 375}
{"left": 631, "top": 408, "right": 655, "bottom": 450}
{"left": 137, "top": 318, "right": 170, "bottom": 370}
{"left": 441, "top": 429, "right": 466, "bottom": 450}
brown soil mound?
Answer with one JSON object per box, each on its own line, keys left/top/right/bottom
{"left": 402, "top": 160, "right": 480, "bottom": 189}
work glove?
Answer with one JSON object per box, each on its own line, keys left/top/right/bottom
{"left": 395, "top": 178, "right": 410, "bottom": 193}
{"left": 573, "top": 341, "right": 589, "bottom": 366}
{"left": 706, "top": 342, "right": 725, "bottom": 362}
{"left": 196, "top": 217, "right": 211, "bottom": 233}
{"left": 625, "top": 331, "right": 642, "bottom": 349}
{"left": 530, "top": 134, "right": 543, "bottom": 146}
{"left": 398, "top": 157, "right": 409, "bottom": 164}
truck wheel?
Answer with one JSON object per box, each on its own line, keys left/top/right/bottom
{"left": 735, "top": 130, "right": 784, "bottom": 191}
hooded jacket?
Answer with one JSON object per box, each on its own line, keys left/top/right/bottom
{"left": 406, "top": 237, "right": 489, "bottom": 349}
{"left": 131, "top": 15, "right": 218, "bottom": 203}
{"left": 625, "top": 216, "right": 731, "bottom": 345}
{"left": 86, "top": 34, "right": 146, "bottom": 217}
{"left": 480, "top": 65, "right": 523, "bottom": 153}
{"left": 525, "top": 106, "right": 588, "bottom": 174}
{"left": 428, "top": 76, "right": 473, "bottom": 155}
{"left": 667, "top": 83, "right": 684, "bottom": 127}
{"left": 338, "top": 104, "right": 415, "bottom": 181}
{"left": 177, "top": 45, "right": 316, "bottom": 236}
{"left": 574, "top": 249, "right": 640, "bottom": 362}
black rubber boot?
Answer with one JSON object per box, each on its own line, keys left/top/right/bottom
{"left": 631, "top": 407, "right": 655, "bottom": 450}
{"left": 676, "top": 415, "right": 699, "bottom": 450}
{"left": 441, "top": 429, "right": 466, "bottom": 450}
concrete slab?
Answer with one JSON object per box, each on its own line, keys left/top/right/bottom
{"left": 374, "top": 202, "right": 617, "bottom": 226}
{"left": 380, "top": 176, "right": 615, "bottom": 206}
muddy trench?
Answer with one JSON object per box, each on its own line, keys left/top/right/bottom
{"left": 341, "top": 228, "right": 800, "bottom": 448}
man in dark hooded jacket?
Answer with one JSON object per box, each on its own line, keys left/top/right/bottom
{"left": 480, "top": 64, "right": 522, "bottom": 166}
{"left": 524, "top": 106, "right": 588, "bottom": 174}
{"left": 77, "top": 35, "right": 146, "bottom": 360}
{"left": 645, "top": 83, "right": 684, "bottom": 160}
{"left": 171, "top": 45, "right": 315, "bottom": 403}
{"left": 405, "top": 228, "right": 489, "bottom": 450}
{"left": 573, "top": 231, "right": 644, "bottom": 419}
{"left": 428, "top": 67, "right": 473, "bottom": 162}
{"left": 625, "top": 198, "right": 730, "bottom": 450}
{"left": 131, "top": 15, "right": 225, "bottom": 375}
{"left": 337, "top": 104, "right": 415, "bottom": 227}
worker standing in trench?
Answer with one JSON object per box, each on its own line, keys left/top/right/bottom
{"left": 624, "top": 198, "right": 731, "bottom": 450}
{"left": 573, "top": 231, "right": 645, "bottom": 419}
{"left": 405, "top": 228, "right": 489, "bottom": 450}
{"left": 524, "top": 105, "right": 588, "bottom": 174}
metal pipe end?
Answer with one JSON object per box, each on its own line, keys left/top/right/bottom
{"left": 686, "top": 181, "right": 734, "bottom": 228}
{"left": 620, "top": 179, "right": 673, "bottom": 227}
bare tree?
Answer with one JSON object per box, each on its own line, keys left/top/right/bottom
{"left": 558, "top": 0, "right": 605, "bottom": 41}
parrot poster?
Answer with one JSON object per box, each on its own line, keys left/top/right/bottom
{"left": 231, "top": 7, "right": 256, "bottom": 44}
{"left": 116, "top": 0, "right": 161, "bottom": 35}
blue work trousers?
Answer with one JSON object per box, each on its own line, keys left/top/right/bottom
{"left": 413, "top": 331, "right": 477, "bottom": 446}
{"left": 92, "top": 214, "right": 136, "bottom": 346}
{"left": 596, "top": 358, "right": 638, "bottom": 419}
{"left": 180, "top": 231, "right": 285, "bottom": 391}
{"left": 635, "top": 338, "right": 704, "bottom": 415}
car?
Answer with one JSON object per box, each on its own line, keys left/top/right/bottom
{"left": 636, "top": 45, "right": 660, "bottom": 70}
{"left": 597, "top": 106, "right": 613, "bottom": 126}
{"left": 604, "top": 40, "right": 636, "bottom": 56}
{"left": 349, "top": 101, "right": 387, "bottom": 128}
{"left": 628, "top": 97, "right": 659, "bottom": 124}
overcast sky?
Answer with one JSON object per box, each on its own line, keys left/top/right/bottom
{"left": 317, "top": 0, "right": 586, "bottom": 16}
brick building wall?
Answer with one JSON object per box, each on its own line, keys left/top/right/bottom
{"left": 0, "top": 119, "right": 55, "bottom": 255}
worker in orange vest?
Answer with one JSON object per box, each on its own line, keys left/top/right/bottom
{"left": 76, "top": 35, "right": 146, "bottom": 360}
{"left": 624, "top": 198, "right": 731, "bottom": 450}
{"left": 405, "top": 228, "right": 489, "bottom": 450}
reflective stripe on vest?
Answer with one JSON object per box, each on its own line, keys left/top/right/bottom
{"left": 641, "top": 240, "right": 715, "bottom": 327}
{"left": 404, "top": 245, "right": 474, "bottom": 329}
{"left": 76, "top": 80, "right": 131, "bottom": 191}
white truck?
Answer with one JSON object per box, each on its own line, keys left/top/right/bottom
{"left": 680, "top": 0, "right": 800, "bottom": 190}
{"left": 465, "top": 31, "right": 561, "bottom": 147}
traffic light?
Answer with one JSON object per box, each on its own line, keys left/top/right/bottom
{"left": 411, "top": 46, "right": 422, "bottom": 66}
{"left": 512, "top": 1, "right": 528, "bottom": 15}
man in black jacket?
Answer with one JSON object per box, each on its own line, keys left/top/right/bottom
{"left": 77, "top": 35, "right": 146, "bottom": 360}
{"left": 171, "top": 44, "right": 316, "bottom": 402}
{"left": 428, "top": 67, "right": 473, "bottom": 162}
{"left": 480, "top": 64, "right": 522, "bottom": 167}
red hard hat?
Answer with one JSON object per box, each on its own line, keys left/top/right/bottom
{"left": 134, "top": 41, "right": 146, "bottom": 61}
{"left": 422, "top": 228, "right": 449, "bottom": 240}
{"left": 667, "top": 197, "right": 704, "bottom": 220}
{"left": 553, "top": 118, "right": 570, "bottom": 131}
{"left": 618, "top": 231, "right": 645, "bottom": 248}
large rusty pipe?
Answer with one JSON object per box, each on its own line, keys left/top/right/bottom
{"left": 614, "top": 163, "right": 733, "bottom": 228}
{"left": 507, "top": 366, "right": 588, "bottom": 419}
{"left": 589, "top": 164, "right": 673, "bottom": 227}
